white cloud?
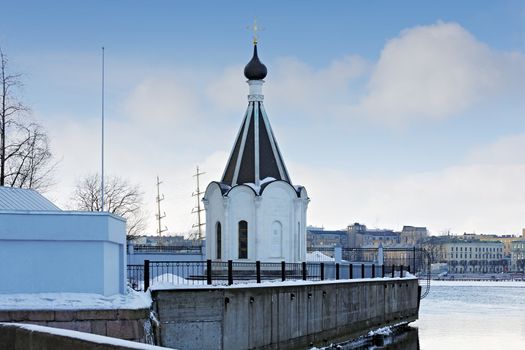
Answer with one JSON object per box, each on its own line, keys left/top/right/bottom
{"left": 208, "top": 22, "right": 525, "bottom": 127}
{"left": 206, "top": 65, "right": 246, "bottom": 113}
{"left": 292, "top": 134, "right": 525, "bottom": 236}
{"left": 123, "top": 74, "right": 199, "bottom": 124}
{"left": 358, "top": 21, "right": 525, "bottom": 124}
{"left": 466, "top": 134, "right": 525, "bottom": 165}
{"left": 44, "top": 108, "right": 231, "bottom": 236}
{"left": 207, "top": 55, "right": 370, "bottom": 119}
{"left": 267, "top": 55, "right": 370, "bottom": 116}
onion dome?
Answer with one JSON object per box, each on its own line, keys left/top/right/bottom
{"left": 221, "top": 43, "right": 291, "bottom": 188}
{"left": 244, "top": 44, "right": 267, "bottom": 80}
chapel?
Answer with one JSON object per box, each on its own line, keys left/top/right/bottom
{"left": 203, "top": 39, "right": 309, "bottom": 263}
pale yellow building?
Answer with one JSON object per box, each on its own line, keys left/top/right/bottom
{"left": 462, "top": 231, "right": 524, "bottom": 257}
{"left": 443, "top": 240, "right": 504, "bottom": 273}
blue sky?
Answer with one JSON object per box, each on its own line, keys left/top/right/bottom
{"left": 1, "top": 1, "right": 524, "bottom": 235}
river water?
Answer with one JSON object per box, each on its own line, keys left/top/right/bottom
{"left": 331, "top": 280, "right": 525, "bottom": 349}
{"left": 415, "top": 280, "right": 525, "bottom": 350}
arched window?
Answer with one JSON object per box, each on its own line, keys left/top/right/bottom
{"left": 216, "top": 222, "right": 222, "bottom": 260}
{"left": 238, "top": 220, "right": 248, "bottom": 259}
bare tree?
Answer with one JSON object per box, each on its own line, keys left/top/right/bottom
{"left": 71, "top": 174, "right": 148, "bottom": 238}
{"left": 0, "top": 48, "right": 55, "bottom": 190}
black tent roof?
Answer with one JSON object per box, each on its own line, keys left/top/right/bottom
{"left": 221, "top": 101, "right": 291, "bottom": 186}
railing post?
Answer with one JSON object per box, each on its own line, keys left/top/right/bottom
{"left": 334, "top": 246, "right": 342, "bottom": 263}
{"left": 407, "top": 265, "right": 411, "bottom": 274}
{"left": 143, "top": 260, "right": 150, "bottom": 291}
{"left": 391, "top": 264, "right": 395, "bottom": 278}
{"left": 413, "top": 247, "right": 417, "bottom": 275}
{"left": 361, "top": 263, "right": 365, "bottom": 278}
{"left": 336, "top": 263, "right": 340, "bottom": 280}
{"left": 377, "top": 243, "right": 384, "bottom": 265}
{"left": 382, "top": 264, "right": 385, "bottom": 278}
{"left": 400, "top": 265, "right": 404, "bottom": 278}
{"left": 281, "top": 261, "right": 286, "bottom": 282}
{"left": 372, "top": 264, "right": 375, "bottom": 278}
{"left": 302, "top": 261, "right": 307, "bottom": 281}
{"left": 228, "top": 260, "right": 233, "bottom": 285}
{"left": 349, "top": 263, "right": 353, "bottom": 279}
{"left": 256, "top": 261, "right": 261, "bottom": 283}
{"left": 320, "top": 263, "right": 325, "bottom": 281}
{"left": 206, "top": 259, "right": 212, "bottom": 285}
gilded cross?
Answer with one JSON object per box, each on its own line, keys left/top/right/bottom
{"left": 248, "top": 19, "right": 263, "bottom": 44}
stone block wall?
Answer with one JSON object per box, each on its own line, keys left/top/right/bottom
{"left": 0, "top": 323, "right": 168, "bottom": 350}
{"left": 0, "top": 308, "right": 151, "bottom": 343}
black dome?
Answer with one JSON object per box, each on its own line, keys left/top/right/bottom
{"left": 244, "top": 44, "right": 267, "bottom": 80}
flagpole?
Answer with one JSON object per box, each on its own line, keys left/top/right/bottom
{"left": 101, "top": 47, "right": 105, "bottom": 212}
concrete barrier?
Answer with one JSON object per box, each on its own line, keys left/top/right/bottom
{"left": 0, "top": 323, "right": 170, "bottom": 350}
{"left": 152, "top": 278, "right": 420, "bottom": 349}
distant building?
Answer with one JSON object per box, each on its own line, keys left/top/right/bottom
{"left": 442, "top": 239, "right": 505, "bottom": 273}
{"left": 131, "top": 235, "right": 200, "bottom": 247}
{"left": 306, "top": 227, "right": 347, "bottom": 248}
{"left": 462, "top": 232, "right": 523, "bottom": 257}
{"left": 306, "top": 223, "right": 428, "bottom": 249}
{"left": 399, "top": 226, "right": 428, "bottom": 245}
{"left": 347, "top": 223, "right": 399, "bottom": 248}
{"left": 510, "top": 239, "right": 525, "bottom": 272}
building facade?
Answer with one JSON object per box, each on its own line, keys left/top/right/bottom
{"left": 399, "top": 226, "right": 428, "bottom": 245}
{"left": 442, "top": 240, "right": 505, "bottom": 273}
{"left": 306, "top": 227, "right": 347, "bottom": 248}
{"left": 347, "top": 223, "right": 400, "bottom": 248}
{"left": 462, "top": 232, "right": 523, "bottom": 257}
{"left": 510, "top": 240, "right": 525, "bottom": 272}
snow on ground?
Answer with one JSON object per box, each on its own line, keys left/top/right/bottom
{"left": 148, "top": 273, "right": 206, "bottom": 290}
{"left": 0, "top": 287, "right": 152, "bottom": 310}
{"left": 430, "top": 280, "right": 525, "bottom": 287}
{"left": 1, "top": 323, "right": 170, "bottom": 349}
{"left": 306, "top": 251, "right": 335, "bottom": 261}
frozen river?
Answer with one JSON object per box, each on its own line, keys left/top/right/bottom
{"left": 326, "top": 280, "right": 525, "bottom": 349}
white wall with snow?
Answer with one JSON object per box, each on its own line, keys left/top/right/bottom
{"left": 0, "top": 211, "right": 126, "bottom": 296}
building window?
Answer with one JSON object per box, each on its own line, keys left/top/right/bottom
{"left": 216, "top": 222, "right": 222, "bottom": 260}
{"left": 238, "top": 220, "right": 248, "bottom": 259}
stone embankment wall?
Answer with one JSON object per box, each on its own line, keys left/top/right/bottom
{"left": 0, "top": 323, "right": 168, "bottom": 350}
{"left": 152, "top": 278, "right": 420, "bottom": 350}
{"left": 0, "top": 308, "right": 151, "bottom": 343}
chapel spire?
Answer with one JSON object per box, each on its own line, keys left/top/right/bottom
{"left": 221, "top": 41, "right": 291, "bottom": 188}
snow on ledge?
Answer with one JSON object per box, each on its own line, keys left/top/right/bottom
{"left": 0, "top": 288, "right": 152, "bottom": 311}
{"left": 0, "top": 323, "right": 170, "bottom": 349}
{"left": 150, "top": 276, "right": 418, "bottom": 291}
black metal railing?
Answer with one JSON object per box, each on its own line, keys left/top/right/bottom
{"left": 127, "top": 264, "right": 144, "bottom": 291}
{"left": 127, "top": 259, "right": 415, "bottom": 292}
{"left": 307, "top": 246, "right": 432, "bottom": 299}
{"left": 130, "top": 245, "right": 203, "bottom": 253}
